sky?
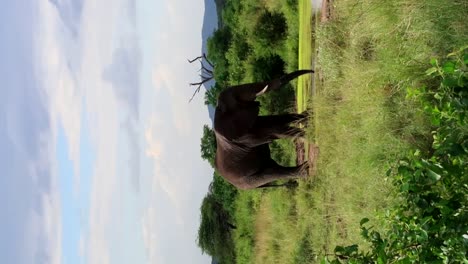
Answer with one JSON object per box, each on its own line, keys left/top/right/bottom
{"left": 0, "top": 0, "right": 214, "bottom": 263}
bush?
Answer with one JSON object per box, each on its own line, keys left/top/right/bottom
{"left": 254, "top": 11, "right": 288, "bottom": 47}
{"left": 250, "top": 55, "right": 286, "bottom": 82}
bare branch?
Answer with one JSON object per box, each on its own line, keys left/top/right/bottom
{"left": 188, "top": 53, "right": 215, "bottom": 103}
{"left": 189, "top": 85, "right": 202, "bottom": 103}
{"left": 188, "top": 55, "right": 203, "bottom": 63}
{"left": 188, "top": 76, "right": 214, "bottom": 102}
{"left": 200, "top": 74, "right": 213, "bottom": 79}
{"left": 203, "top": 53, "right": 215, "bottom": 68}
{"left": 200, "top": 62, "right": 213, "bottom": 74}
{"left": 189, "top": 76, "right": 214, "bottom": 86}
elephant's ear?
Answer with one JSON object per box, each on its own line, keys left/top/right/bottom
{"left": 214, "top": 101, "right": 259, "bottom": 140}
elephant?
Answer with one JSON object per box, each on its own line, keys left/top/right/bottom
{"left": 214, "top": 70, "right": 314, "bottom": 190}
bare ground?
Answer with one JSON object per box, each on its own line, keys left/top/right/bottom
{"left": 321, "top": 0, "right": 334, "bottom": 22}
{"left": 296, "top": 139, "right": 319, "bottom": 176}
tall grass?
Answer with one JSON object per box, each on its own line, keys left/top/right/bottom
{"left": 233, "top": 0, "right": 467, "bottom": 263}
{"left": 307, "top": 0, "right": 467, "bottom": 256}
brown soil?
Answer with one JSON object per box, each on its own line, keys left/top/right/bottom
{"left": 296, "top": 140, "right": 320, "bottom": 176}
{"left": 321, "top": 0, "right": 334, "bottom": 22}
{"left": 308, "top": 143, "right": 320, "bottom": 175}
{"left": 296, "top": 139, "right": 306, "bottom": 164}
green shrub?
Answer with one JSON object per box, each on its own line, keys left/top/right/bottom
{"left": 254, "top": 11, "right": 288, "bottom": 46}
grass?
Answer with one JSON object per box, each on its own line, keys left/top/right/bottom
{"left": 232, "top": 0, "right": 467, "bottom": 263}
{"left": 297, "top": 0, "right": 314, "bottom": 114}
{"left": 305, "top": 0, "right": 466, "bottom": 257}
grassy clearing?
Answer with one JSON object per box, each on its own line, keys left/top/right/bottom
{"left": 233, "top": 0, "right": 467, "bottom": 263}
{"left": 308, "top": 0, "right": 466, "bottom": 257}
{"left": 297, "top": 0, "right": 314, "bottom": 114}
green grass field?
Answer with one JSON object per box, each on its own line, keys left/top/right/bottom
{"left": 232, "top": 0, "right": 467, "bottom": 263}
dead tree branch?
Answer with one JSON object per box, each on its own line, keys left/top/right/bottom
{"left": 188, "top": 56, "right": 203, "bottom": 63}
{"left": 188, "top": 53, "right": 215, "bottom": 103}
{"left": 189, "top": 76, "right": 214, "bottom": 102}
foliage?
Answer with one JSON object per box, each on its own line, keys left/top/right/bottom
{"left": 200, "top": 125, "right": 217, "bottom": 167}
{"left": 199, "top": 124, "right": 239, "bottom": 262}
{"left": 197, "top": 1, "right": 302, "bottom": 262}
{"left": 249, "top": 54, "right": 286, "bottom": 81}
{"left": 325, "top": 49, "right": 468, "bottom": 263}
{"left": 205, "top": 0, "right": 299, "bottom": 86}
{"left": 207, "top": 26, "right": 232, "bottom": 86}
{"left": 211, "top": 172, "right": 238, "bottom": 215}
{"left": 205, "top": 83, "right": 224, "bottom": 107}
{"left": 254, "top": 11, "right": 288, "bottom": 48}
{"left": 197, "top": 192, "right": 236, "bottom": 264}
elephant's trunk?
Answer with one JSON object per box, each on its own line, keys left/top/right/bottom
{"left": 279, "top": 69, "right": 314, "bottom": 85}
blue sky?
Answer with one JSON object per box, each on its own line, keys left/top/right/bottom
{"left": 1, "top": 0, "right": 214, "bottom": 263}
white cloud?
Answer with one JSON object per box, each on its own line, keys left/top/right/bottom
{"left": 17, "top": 150, "right": 63, "bottom": 264}
{"left": 36, "top": 0, "right": 125, "bottom": 263}
{"left": 74, "top": 2, "right": 123, "bottom": 263}
{"left": 0, "top": 2, "right": 64, "bottom": 262}
{"left": 36, "top": 0, "right": 83, "bottom": 195}
{"left": 84, "top": 101, "right": 119, "bottom": 264}
{"left": 138, "top": 1, "right": 214, "bottom": 263}
{"left": 28, "top": 0, "right": 213, "bottom": 263}
{"left": 37, "top": 191, "right": 63, "bottom": 264}
{"left": 78, "top": 233, "right": 86, "bottom": 257}
{"left": 144, "top": 117, "right": 185, "bottom": 217}
{"left": 145, "top": 118, "right": 163, "bottom": 160}
{"left": 151, "top": 64, "right": 192, "bottom": 135}
{"left": 141, "top": 207, "right": 163, "bottom": 264}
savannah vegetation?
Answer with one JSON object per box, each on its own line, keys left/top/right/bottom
{"left": 197, "top": 0, "right": 468, "bottom": 263}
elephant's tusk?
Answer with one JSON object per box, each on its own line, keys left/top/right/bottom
{"left": 256, "top": 85, "right": 269, "bottom": 96}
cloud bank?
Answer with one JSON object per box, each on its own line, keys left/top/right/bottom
{"left": 2, "top": 0, "right": 213, "bottom": 263}
{"left": 1, "top": 1, "right": 61, "bottom": 263}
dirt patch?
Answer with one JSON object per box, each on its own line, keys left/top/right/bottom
{"left": 296, "top": 140, "right": 319, "bottom": 176}
{"left": 320, "top": 0, "right": 334, "bottom": 22}
{"left": 296, "top": 139, "right": 306, "bottom": 164}
{"left": 336, "top": 217, "right": 348, "bottom": 239}
{"left": 308, "top": 143, "right": 320, "bottom": 175}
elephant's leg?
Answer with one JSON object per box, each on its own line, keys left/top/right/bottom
{"left": 237, "top": 114, "right": 306, "bottom": 147}
{"left": 256, "top": 114, "right": 307, "bottom": 128}
{"left": 256, "top": 180, "right": 299, "bottom": 189}
{"left": 256, "top": 114, "right": 307, "bottom": 139}
{"left": 239, "top": 162, "right": 309, "bottom": 190}
{"left": 276, "top": 127, "right": 305, "bottom": 139}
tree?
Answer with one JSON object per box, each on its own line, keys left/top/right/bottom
{"left": 210, "top": 172, "right": 238, "bottom": 214}
{"left": 207, "top": 26, "right": 231, "bottom": 60}
{"left": 204, "top": 83, "right": 224, "bottom": 107}
{"left": 207, "top": 27, "right": 232, "bottom": 85}
{"left": 254, "top": 11, "right": 288, "bottom": 47}
{"left": 197, "top": 192, "right": 236, "bottom": 264}
{"left": 250, "top": 54, "right": 286, "bottom": 82}
{"left": 200, "top": 125, "right": 217, "bottom": 167}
